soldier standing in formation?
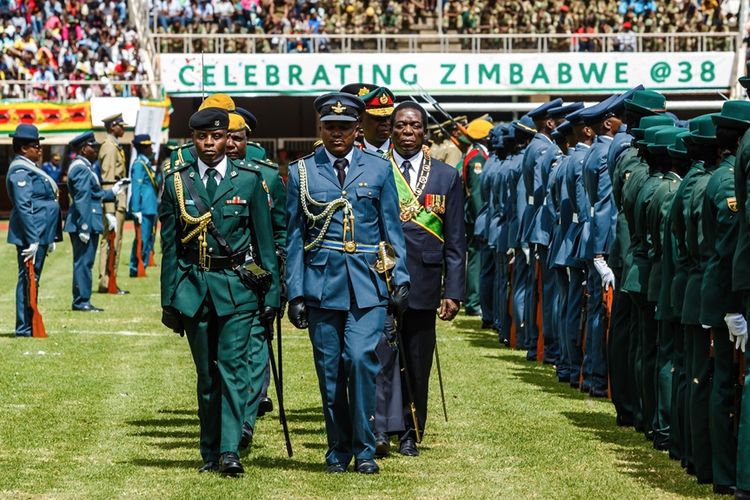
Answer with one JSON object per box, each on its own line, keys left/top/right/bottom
{"left": 128, "top": 134, "right": 159, "bottom": 277}
{"left": 64, "top": 132, "right": 128, "bottom": 311}
{"left": 97, "top": 113, "right": 129, "bottom": 294}
{"left": 5, "top": 124, "right": 61, "bottom": 336}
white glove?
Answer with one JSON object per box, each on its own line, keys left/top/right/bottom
{"left": 133, "top": 212, "right": 142, "bottom": 224}
{"left": 111, "top": 178, "right": 129, "bottom": 196}
{"left": 79, "top": 232, "right": 90, "bottom": 244}
{"left": 522, "top": 247, "right": 530, "bottom": 263}
{"left": 47, "top": 242, "right": 56, "bottom": 254}
{"left": 593, "top": 256, "right": 615, "bottom": 289}
{"left": 21, "top": 242, "right": 39, "bottom": 263}
{"left": 105, "top": 213, "right": 117, "bottom": 232}
{"left": 725, "top": 313, "right": 748, "bottom": 353}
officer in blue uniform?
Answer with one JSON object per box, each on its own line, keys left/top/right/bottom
{"left": 506, "top": 116, "right": 537, "bottom": 350}
{"left": 478, "top": 124, "right": 506, "bottom": 330}
{"left": 129, "top": 134, "right": 159, "bottom": 277}
{"left": 286, "top": 92, "right": 409, "bottom": 474}
{"left": 485, "top": 125, "right": 509, "bottom": 337}
{"left": 5, "top": 124, "right": 61, "bottom": 336}
{"left": 520, "top": 98, "right": 563, "bottom": 361}
{"left": 559, "top": 107, "right": 595, "bottom": 388}
{"left": 545, "top": 119, "right": 575, "bottom": 382}
{"left": 64, "top": 132, "right": 128, "bottom": 311}
{"left": 577, "top": 94, "right": 623, "bottom": 396}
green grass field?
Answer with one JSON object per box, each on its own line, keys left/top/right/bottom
{"left": 0, "top": 229, "right": 720, "bottom": 498}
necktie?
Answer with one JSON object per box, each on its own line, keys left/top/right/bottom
{"left": 206, "top": 168, "right": 218, "bottom": 200}
{"left": 401, "top": 160, "right": 412, "bottom": 186}
{"left": 333, "top": 158, "right": 348, "bottom": 187}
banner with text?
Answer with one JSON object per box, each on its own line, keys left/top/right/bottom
{"left": 160, "top": 52, "right": 735, "bottom": 96}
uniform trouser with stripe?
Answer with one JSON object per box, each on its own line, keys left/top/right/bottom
{"left": 607, "top": 271, "right": 637, "bottom": 424}
{"left": 682, "top": 325, "right": 694, "bottom": 470}
{"left": 654, "top": 320, "right": 676, "bottom": 449}
{"left": 512, "top": 248, "right": 529, "bottom": 349}
{"left": 183, "top": 302, "right": 257, "bottom": 462}
{"left": 524, "top": 251, "right": 539, "bottom": 357}
{"left": 493, "top": 251, "right": 511, "bottom": 340}
{"left": 553, "top": 267, "right": 569, "bottom": 379}
{"left": 374, "top": 315, "right": 405, "bottom": 435}
{"left": 464, "top": 235, "right": 481, "bottom": 312}
{"left": 582, "top": 264, "right": 607, "bottom": 392}
{"left": 564, "top": 267, "right": 585, "bottom": 385}
{"left": 687, "top": 324, "right": 713, "bottom": 483}
{"left": 736, "top": 292, "right": 750, "bottom": 492}
{"left": 670, "top": 321, "right": 685, "bottom": 461}
{"left": 709, "top": 325, "right": 737, "bottom": 489}
{"left": 479, "top": 243, "right": 495, "bottom": 325}
{"left": 632, "top": 292, "right": 658, "bottom": 438}
{"left": 537, "top": 246, "right": 559, "bottom": 363}
{"left": 308, "top": 304, "right": 384, "bottom": 465}
{"left": 243, "top": 316, "right": 269, "bottom": 433}
{"left": 70, "top": 233, "right": 99, "bottom": 308}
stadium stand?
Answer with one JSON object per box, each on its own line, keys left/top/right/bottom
{"left": 0, "top": 0, "right": 151, "bottom": 100}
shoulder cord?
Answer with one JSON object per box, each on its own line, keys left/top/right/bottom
{"left": 297, "top": 158, "right": 353, "bottom": 252}
{"left": 173, "top": 172, "right": 211, "bottom": 245}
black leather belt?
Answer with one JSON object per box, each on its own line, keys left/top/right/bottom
{"left": 183, "top": 250, "right": 246, "bottom": 271}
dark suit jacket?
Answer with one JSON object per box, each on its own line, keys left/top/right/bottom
{"left": 401, "top": 157, "right": 466, "bottom": 310}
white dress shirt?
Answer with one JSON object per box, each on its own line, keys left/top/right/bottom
{"left": 392, "top": 149, "right": 423, "bottom": 192}
{"left": 324, "top": 147, "right": 355, "bottom": 176}
{"left": 363, "top": 138, "right": 390, "bottom": 154}
{"left": 197, "top": 156, "right": 228, "bottom": 187}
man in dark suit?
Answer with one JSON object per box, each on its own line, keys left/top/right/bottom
{"left": 386, "top": 101, "right": 466, "bottom": 457}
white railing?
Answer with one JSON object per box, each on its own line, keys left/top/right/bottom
{"left": 151, "top": 32, "right": 739, "bottom": 55}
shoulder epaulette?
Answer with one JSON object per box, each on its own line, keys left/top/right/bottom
{"left": 163, "top": 160, "right": 190, "bottom": 177}
{"left": 255, "top": 157, "right": 278, "bottom": 169}
{"left": 233, "top": 158, "right": 262, "bottom": 172}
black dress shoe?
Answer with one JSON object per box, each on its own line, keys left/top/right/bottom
{"left": 326, "top": 462, "right": 347, "bottom": 473}
{"left": 116, "top": 288, "right": 130, "bottom": 295}
{"left": 218, "top": 452, "right": 244, "bottom": 475}
{"left": 589, "top": 388, "right": 609, "bottom": 398}
{"left": 399, "top": 438, "right": 419, "bottom": 457}
{"left": 354, "top": 459, "right": 379, "bottom": 474}
{"left": 257, "top": 397, "right": 273, "bottom": 417}
{"left": 713, "top": 484, "right": 736, "bottom": 496}
{"left": 616, "top": 414, "right": 634, "bottom": 427}
{"left": 557, "top": 375, "right": 570, "bottom": 384}
{"left": 72, "top": 304, "right": 104, "bottom": 312}
{"left": 375, "top": 432, "right": 390, "bottom": 457}
{"left": 481, "top": 320, "right": 495, "bottom": 329}
{"left": 464, "top": 308, "right": 481, "bottom": 317}
{"left": 735, "top": 487, "right": 750, "bottom": 499}
{"left": 198, "top": 461, "right": 219, "bottom": 473}
{"left": 569, "top": 380, "right": 580, "bottom": 389}
{"left": 239, "top": 422, "right": 253, "bottom": 451}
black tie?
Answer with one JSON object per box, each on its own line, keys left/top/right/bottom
{"left": 333, "top": 158, "right": 348, "bottom": 187}
{"left": 401, "top": 160, "right": 412, "bottom": 185}
{"left": 206, "top": 168, "right": 218, "bottom": 200}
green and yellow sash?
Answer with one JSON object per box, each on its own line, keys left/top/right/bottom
{"left": 391, "top": 159, "right": 444, "bottom": 242}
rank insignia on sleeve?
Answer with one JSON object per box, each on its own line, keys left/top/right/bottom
{"left": 728, "top": 197, "right": 738, "bottom": 213}
{"left": 226, "top": 196, "right": 247, "bottom": 205}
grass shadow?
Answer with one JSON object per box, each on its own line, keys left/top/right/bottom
{"left": 126, "top": 458, "right": 199, "bottom": 470}
{"left": 158, "top": 409, "right": 196, "bottom": 416}
{"left": 127, "top": 417, "right": 196, "bottom": 427}
{"left": 250, "top": 455, "right": 328, "bottom": 473}
{"left": 562, "top": 410, "right": 712, "bottom": 498}
{"left": 135, "top": 430, "right": 196, "bottom": 439}
{"left": 460, "top": 329, "right": 503, "bottom": 350}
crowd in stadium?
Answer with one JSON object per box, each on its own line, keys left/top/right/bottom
{"left": 155, "top": 0, "right": 736, "bottom": 53}
{"left": 0, "top": 0, "right": 151, "bottom": 101}
{"left": 0, "top": 0, "right": 738, "bottom": 100}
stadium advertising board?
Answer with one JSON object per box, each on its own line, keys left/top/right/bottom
{"left": 161, "top": 52, "right": 734, "bottom": 96}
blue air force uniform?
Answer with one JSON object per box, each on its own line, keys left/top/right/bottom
{"left": 286, "top": 94, "right": 409, "bottom": 468}
{"left": 5, "top": 125, "right": 61, "bottom": 336}
{"left": 128, "top": 135, "right": 160, "bottom": 277}
{"left": 64, "top": 133, "right": 116, "bottom": 310}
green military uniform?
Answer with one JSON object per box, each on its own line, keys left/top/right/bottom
{"left": 681, "top": 116, "right": 718, "bottom": 484}
{"left": 654, "top": 130, "right": 690, "bottom": 462}
{"left": 169, "top": 139, "right": 287, "bottom": 443}
{"left": 462, "top": 142, "right": 487, "bottom": 314}
{"left": 701, "top": 152, "right": 740, "bottom": 490}
{"left": 702, "top": 101, "right": 750, "bottom": 492}
{"left": 733, "top": 103, "right": 750, "bottom": 497}
{"left": 160, "top": 110, "right": 280, "bottom": 470}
